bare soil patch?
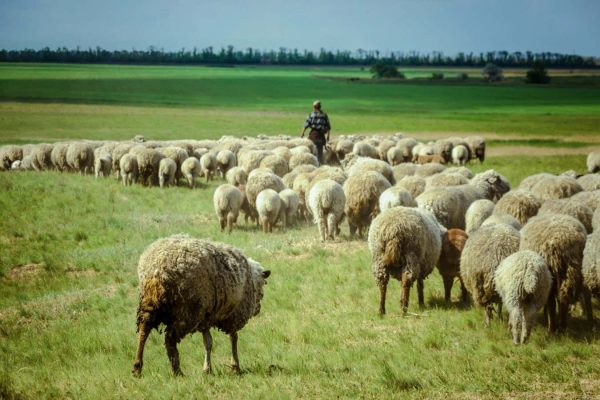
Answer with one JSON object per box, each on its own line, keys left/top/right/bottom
{"left": 3, "top": 263, "right": 45, "bottom": 281}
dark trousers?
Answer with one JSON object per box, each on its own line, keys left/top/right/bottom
{"left": 309, "top": 130, "right": 326, "bottom": 165}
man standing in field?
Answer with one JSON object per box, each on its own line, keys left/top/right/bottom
{"left": 301, "top": 100, "right": 331, "bottom": 164}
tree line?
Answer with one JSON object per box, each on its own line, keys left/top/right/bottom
{"left": 0, "top": 46, "right": 597, "bottom": 68}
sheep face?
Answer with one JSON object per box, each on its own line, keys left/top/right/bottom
{"left": 248, "top": 258, "right": 271, "bottom": 316}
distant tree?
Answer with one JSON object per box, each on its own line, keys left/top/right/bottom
{"left": 370, "top": 62, "right": 404, "bottom": 78}
{"left": 458, "top": 72, "right": 469, "bottom": 80}
{"left": 431, "top": 72, "right": 444, "bottom": 80}
{"left": 525, "top": 61, "right": 551, "bottom": 84}
{"left": 483, "top": 63, "right": 503, "bottom": 82}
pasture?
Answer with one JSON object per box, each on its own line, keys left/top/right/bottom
{"left": 1, "top": 63, "right": 600, "bottom": 399}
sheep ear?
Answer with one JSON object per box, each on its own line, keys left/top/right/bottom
{"left": 262, "top": 270, "right": 271, "bottom": 279}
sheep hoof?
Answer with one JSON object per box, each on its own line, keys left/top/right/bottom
{"left": 203, "top": 366, "right": 212, "bottom": 374}
{"left": 132, "top": 365, "right": 142, "bottom": 377}
{"left": 231, "top": 365, "right": 241, "bottom": 374}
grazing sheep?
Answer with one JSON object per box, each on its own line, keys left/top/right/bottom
{"left": 50, "top": 143, "right": 70, "bottom": 172}
{"left": 451, "top": 145, "right": 469, "bottom": 166}
{"left": 587, "top": 151, "right": 600, "bottom": 173}
{"left": 520, "top": 214, "right": 587, "bottom": 333}
{"left": 344, "top": 155, "right": 395, "bottom": 185}
{"left": 414, "top": 162, "right": 445, "bottom": 177}
{"left": 445, "top": 166, "right": 474, "bottom": 179}
{"left": 433, "top": 139, "right": 454, "bottom": 163}
{"left": 438, "top": 228, "right": 469, "bottom": 304}
{"left": 352, "top": 141, "right": 379, "bottom": 159}
{"left": 136, "top": 148, "right": 163, "bottom": 186}
{"left": 344, "top": 171, "right": 391, "bottom": 238}
{"left": 132, "top": 235, "right": 270, "bottom": 376}
{"left": 289, "top": 145, "right": 311, "bottom": 156}
{"left": 481, "top": 213, "right": 522, "bottom": 230}
{"left": 238, "top": 150, "right": 271, "bottom": 174}
{"left": 577, "top": 174, "right": 600, "bottom": 192}
{"left": 465, "top": 199, "right": 495, "bottom": 234}
{"left": 394, "top": 138, "right": 418, "bottom": 163}
{"left": 412, "top": 143, "right": 434, "bottom": 162}
{"left": 66, "top": 143, "right": 93, "bottom": 175}
{"left": 0, "top": 145, "right": 23, "bottom": 170}
{"left": 260, "top": 154, "right": 288, "bottom": 178}
{"left": 94, "top": 152, "right": 112, "bottom": 179}
{"left": 193, "top": 147, "right": 209, "bottom": 160}
{"left": 415, "top": 154, "right": 446, "bottom": 165}
{"left": 529, "top": 175, "right": 583, "bottom": 201}
{"left": 392, "top": 163, "right": 418, "bottom": 182}
{"left": 308, "top": 179, "right": 346, "bottom": 241}
{"left": 387, "top": 146, "right": 406, "bottom": 166}
{"left": 492, "top": 189, "right": 541, "bottom": 225}
{"left": 397, "top": 175, "right": 426, "bottom": 199}
{"left": 465, "top": 136, "right": 486, "bottom": 163}
{"left": 378, "top": 140, "right": 397, "bottom": 162}
{"left": 378, "top": 186, "right": 416, "bottom": 212}
{"left": 226, "top": 166, "right": 248, "bottom": 188}
{"left": 200, "top": 152, "right": 218, "bottom": 182}
{"left": 461, "top": 223, "right": 520, "bottom": 324}
{"left": 303, "top": 166, "right": 348, "bottom": 212}
{"left": 425, "top": 172, "right": 469, "bottom": 190}
{"left": 368, "top": 207, "right": 442, "bottom": 314}
{"left": 216, "top": 150, "right": 237, "bottom": 179}
{"left": 335, "top": 139, "right": 355, "bottom": 162}
{"left": 538, "top": 199, "right": 594, "bottom": 233}
{"left": 272, "top": 146, "right": 292, "bottom": 162}
{"left": 494, "top": 251, "right": 552, "bottom": 344}
{"left": 163, "top": 146, "right": 189, "bottom": 182}
{"left": 180, "top": 157, "right": 202, "bottom": 189}
{"left": 246, "top": 171, "right": 285, "bottom": 212}
{"left": 256, "top": 189, "right": 282, "bottom": 233}
{"left": 278, "top": 189, "right": 299, "bottom": 227}
{"left": 569, "top": 190, "right": 600, "bottom": 213}
{"left": 582, "top": 230, "right": 600, "bottom": 323}
{"left": 158, "top": 158, "right": 177, "bottom": 188}
{"left": 288, "top": 152, "right": 319, "bottom": 170}
{"left": 417, "top": 169, "right": 510, "bottom": 230}
{"left": 120, "top": 154, "right": 138, "bottom": 186}
{"left": 31, "top": 143, "right": 54, "bottom": 171}
{"left": 292, "top": 172, "right": 314, "bottom": 222}
{"left": 213, "top": 184, "right": 244, "bottom": 232}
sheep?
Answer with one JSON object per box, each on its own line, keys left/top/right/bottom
{"left": 492, "top": 189, "right": 541, "bottom": 225}
{"left": 132, "top": 235, "right": 270, "bottom": 376}
{"left": 578, "top": 174, "right": 600, "bottom": 192}
{"left": 213, "top": 184, "right": 244, "bottom": 232}
{"left": 303, "top": 166, "right": 348, "bottom": 210}
{"left": 292, "top": 172, "right": 314, "bottom": 222}
{"left": 238, "top": 150, "right": 272, "bottom": 174}
{"left": 494, "top": 250, "right": 552, "bottom": 344}
{"left": 256, "top": 189, "right": 282, "bottom": 233}
{"left": 19, "top": 156, "right": 34, "bottom": 171}
{"left": 178, "top": 157, "right": 201, "bottom": 189}
{"left": 344, "top": 155, "right": 395, "bottom": 185}
{"left": 425, "top": 172, "right": 469, "bottom": 190}
{"left": 335, "top": 139, "right": 355, "bottom": 162}
{"left": 216, "top": 149, "right": 237, "bottom": 179}
{"left": 538, "top": 199, "right": 594, "bottom": 234}
{"left": 587, "top": 151, "right": 600, "bottom": 173}
{"left": 260, "top": 154, "right": 288, "bottom": 178}
{"left": 520, "top": 214, "right": 587, "bottom": 333}
{"left": 387, "top": 146, "right": 406, "bottom": 166}
{"left": 377, "top": 140, "right": 397, "bottom": 162}
{"left": 460, "top": 223, "right": 521, "bottom": 324}
{"left": 289, "top": 145, "right": 311, "bottom": 156}
{"left": 0, "top": 145, "right": 23, "bottom": 170}
{"left": 411, "top": 143, "right": 434, "bottom": 162}
{"left": 94, "top": 151, "right": 112, "bottom": 179}
{"left": 570, "top": 190, "right": 600, "bottom": 213}
{"left": 582, "top": 230, "right": 600, "bottom": 323}
{"left": 394, "top": 138, "right": 418, "bottom": 163}
{"left": 132, "top": 134, "right": 146, "bottom": 143}
{"left": 66, "top": 143, "right": 93, "bottom": 175}
{"left": 528, "top": 175, "right": 583, "bottom": 201}
{"left": 163, "top": 146, "right": 189, "bottom": 182}
{"left": 308, "top": 179, "right": 346, "bottom": 241}
{"left": 481, "top": 213, "right": 522, "bottom": 231}
{"left": 465, "top": 199, "right": 495, "bottom": 234}
{"left": 31, "top": 143, "right": 54, "bottom": 171}
{"left": 136, "top": 148, "right": 163, "bottom": 186}
{"left": 397, "top": 175, "right": 426, "bottom": 199}
{"left": 392, "top": 163, "right": 418, "bottom": 182}
{"left": 193, "top": 147, "right": 209, "bottom": 160}
{"left": 415, "top": 154, "right": 446, "bottom": 165}
{"left": 50, "top": 143, "right": 70, "bottom": 172}
{"left": 378, "top": 186, "right": 416, "bottom": 212}
{"left": 288, "top": 152, "right": 319, "bottom": 170}
{"left": 451, "top": 145, "right": 469, "bottom": 166}
{"left": 445, "top": 166, "right": 474, "bottom": 179}
{"left": 433, "top": 139, "right": 454, "bottom": 163}
{"left": 271, "top": 146, "right": 292, "bottom": 162}
{"left": 343, "top": 171, "right": 391, "bottom": 238}
{"left": 245, "top": 170, "right": 285, "bottom": 212}
{"left": 352, "top": 141, "right": 379, "bottom": 159}
{"left": 158, "top": 158, "right": 177, "bottom": 188}
{"left": 414, "top": 162, "right": 445, "bottom": 177}
{"left": 368, "top": 206, "right": 442, "bottom": 314}
{"left": 416, "top": 169, "right": 510, "bottom": 230}
{"left": 119, "top": 154, "right": 138, "bottom": 186}
{"left": 438, "top": 228, "right": 469, "bottom": 304}
{"left": 465, "top": 136, "right": 486, "bottom": 163}
{"left": 200, "top": 152, "right": 218, "bottom": 182}
{"left": 595, "top": 207, "right": 600, "bottom": 232}
{"left": 226, "top": 166, "right": 248, "bottom": 188}
{"left": 278, "top": 189, "right": 299, "bottom": 227}
{"left": 518, "top": 173, "right": 554, "bottom": 191}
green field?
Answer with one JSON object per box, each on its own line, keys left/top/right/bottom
{"left": 1, "top": 63, "right": 600, "bottom": 399}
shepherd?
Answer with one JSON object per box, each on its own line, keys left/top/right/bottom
{"left": 300, "top": 100, "right": 331, "bottom": 164}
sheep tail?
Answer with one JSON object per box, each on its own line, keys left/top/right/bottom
{"left": 522, "top": 263, "right": 539, "bottom": 296}
{"left": 136, "top": 277, "right": 168, "bottom": 330}
{"left": 383, "top": 236, "right": 402, "bottom": 268}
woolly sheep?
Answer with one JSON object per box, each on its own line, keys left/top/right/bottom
{"left": 136, "top": 148, "right": 163, "bottom": 186}
{"left": 397, "top": 175, "right": 426, "bottom": 199}
{"left": 213, "top": 184, "right": 244, "bottom": 232}
{"left": 50, "top": 143, "right": 70, "bottom": 172}
{"left": 528, "top": 175, "right": 583, "bottom": 201}
{"left": 414, "top": 162, "right": 445, "bottom": 177}
{"left": 394, "top": 138, "right": 418, "bottom": 163}
{"left": 158, "top": 158, "right": 177, "bottom": 188}
{"left": 465, "top": 199, "right": 495, "bottom": 234}
{"left": 460, "top": 223, "right": 520, "bottom": 324}
{"left": 433, "top": 139, "right": 454, "bottom": 163}
{"left": 411, "top": 143, "right": 434, "bottom": 162}
{"left": 451, "top": 145, "right": 469, "bottom": 166}
{"left": 494, "top": 250, "right": 552, "bottom": 344}
{"left": 256, "top": 189, "right": 282, "bottom": 233}
{"left": 289, "top": 145, "right": 311, "bottom": 156}
{"left": 0, "top": 145, "right": 23, "bottom": 170}
{"left": 335, "top": 139, "right": 354, "bottom": 162}
{"left": 582, "top": 230, "right": 600, "bottom": 323}
{"left": 416, "top": 169, "right": 510, "bottom": 230}
{"left": 288, "top": 152, "right": 319, "bottom": 170}
{"left": 538, "top": 199, "right": 593, "bottom": 234}
{"left": 216, "top": 149, "right": 237, "bottom": 179}
{"left": 163, "top": 146, "right": 189, "bottom": 181}
{"left": 492, "top": 189, "right": 541, "bottom": 225}
{"left": 344, "top": 155, "right": 395, "bottom": 185}
{"left": 578, "top": 174, "right": 600, "bottom": 191}
{"left": 387, "top": 146, "right": 405, "bottom": 166}
{"left": 520, "top": 214, "right": 587, "bottom": 333}
{"left": 308, "top": 179, "right": 346, "bottom": 241}
{"left": 587, "top": 151, "right": 600, "bottom": 173}
{"left": 132, "top": 235, "right": 270, "bottom": 376}
{"left": 180, "top": 157, "right": 202, "bottom": 189}
{"left": 226, "top": 166, "right": 248, "bottom": 188}
{"left": 303, "top": 166, "right": 348, "bottom": 209}
{"left": 238, "top": 150, "right": 272, "bottom": 174}
{"left": 465, "top": 136, "right": 486, "bottom": 163}
{"left": 425, "top": 172, "right": 469, "bottom": 190}
{"left": 200, "top": 152, "right": 218, "bottom": 182}
{"left": 19, "top": 156, "right": 34, "bottom": 171}
{"left": 260, "top": 154, "right": 288, "bottom": 178}
{"left": 445, "top": 166, "right": 474, "bottom": 179}
{"left": 481, "top": 213, "right": 522, "bottom": 231}
{"left": 377, "top": 140, "right": 396, "bottom": 162}
{"left": 569, "top": 190, "right": 600, "bottom": 213}
{"left": 66, "top": 143, "right": 93, "bottom": 175}
{"left": 438, "top": 228, "right": 469, "bottom": 304}
{"left": 94, "top": 151, "right": 112, "bottom": 179}
{"left": 352, "top": 141, "right": 379, "bottom": 159}
{"left": 31, "top": 143, "right": 54, "bottom": 171}
{"left": 120, "top": 154, "right": 138, "bottom": 186}
{"left": 292, "top": 171, "right": 314, "bottom": 222}
{"left": 368, "top": 206, "right": 442, "bottom": 314}
{"left": 278, "top": 188, "right": 299, "bottom": 227}
{"left": 246, "top": 170, "right": 285, "bottom": 212}
{"left": 392, "top": 163, "right": 418, "bottom": 182}
{"left": 272, "top": 146, "right": 291, "bottom": 162}
{"left": 378, "top": 186, "right": 416, "bottom": 212}
{"left": 193, "top": 147, "right": 209, "bottom": 160}
{"left": 344, "top": 171, "right": 391, "bottom": 238}
{"left": 415, "top": 154, "right": 446, "bottom": 165}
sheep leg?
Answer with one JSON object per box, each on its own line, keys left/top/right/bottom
{"left": 485, "top": 306, "right": 494, "bottom": 327}
{"left": 378, "top": 280, "right": 388, "bottom": 315}
{"left": 400, "top": 271, "right": 411, "bottom": 314}
{"left": 348, "top": 221, "right": 357, "bottom": 238}
{"left": 230, "top": 332, "right": 241, "bottom": 373}
{"left": 442, "top": 275, "right": 454, "bottom": 304}
{"left": 546, "top": 291, "right": 557, "bottom": 333}
{"left": 417, "top": 278, "right": 425, "bottom": 308}
{"left": 459, "top": 277, "right": 469, "bottom": 304}
{"left": 582, "top": 288, "right": 594, "bottom": 324}
{"left": 317, "top": 217, "right": 327, "bottom": 242}
{"left": 327, "top": 213, "right": 336, "bottom": 240}
{"left": 497, "top": 303, "right": 503, "bottom": 321}
{"left": 132, "top": 321, "right": 151, "bottom": 376}
{"left": 521, "top": 305, "right": 537, "bottom": 344}
{"left": 510, "top": 309, "right": 522, "bottom": 345}
{"left": 557, "top": 298, "right": 569, "bottom": 334}
{"left": 220, "top": 216, "right": 226, "bottom": 232}
{"left": 202, "top": 330, "right": 213, "bottom": 374}
{"left": 165, "top": 331, "right": 182, "bottom": 376}
{"left": 227, "top": 213, "right": 235, "bottom": 233}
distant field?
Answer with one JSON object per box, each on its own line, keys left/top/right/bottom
{"left": 0, "top": 63, "right": 599, "bottom": 144}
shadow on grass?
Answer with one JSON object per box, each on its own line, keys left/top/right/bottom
{"left": 426, "top": 296, "right": 472, "bottom": 311}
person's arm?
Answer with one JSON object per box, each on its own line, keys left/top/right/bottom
{"left": 301, "top": 127, "right": 307, "bottom": 138}
{"left": 301, "top": 114, "right": 311, "bottom": 137}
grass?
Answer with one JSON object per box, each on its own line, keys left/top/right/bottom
{"left": 1, "top": 63, "right": 600, "bottom": 144}
{"left": 2, "top": 154, "right": 600, "bottom": 399}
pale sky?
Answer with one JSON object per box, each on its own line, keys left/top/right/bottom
{"left": 1, "top": 0, "right": 599, "bottom": 56}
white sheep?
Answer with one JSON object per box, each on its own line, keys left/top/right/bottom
{"left": 180, "top": 157, "right": 202, "bottom": 189}
{"left": 158, "top": 158, "right": 177, "bottom": 188}
{"left": 213, "top": 184, "right": 244, "bottom": 232}
{"left": 256, "top": 189, "right": 282, "bottom": 233}
{"left": 308, "top": 179, "right": 346, "bottom": 241}
{"left": 587, "top": 151, "right": 600, "bottom": 173}
{"left": 278, "top": 188, "right": 299, "bottom": 227}
{"left": 378, "top": 186, "right": 416, "bottom": 212}
{"left": 451, "top": 144, "right": 469, "bottom": 166}
{"left": 119, "top": 154, "right": 138, "bottom": 186}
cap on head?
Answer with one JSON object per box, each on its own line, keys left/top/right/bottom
{"left": 313, "top": 100, "right": 321, "bottom": 109}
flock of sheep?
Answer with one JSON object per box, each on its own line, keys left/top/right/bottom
{"left": 2, "top": 133, "right": 600, "bottom": 376}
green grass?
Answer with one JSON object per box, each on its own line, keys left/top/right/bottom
{"left": 1, "top": 63, "right": 599, "bottom": 144}
{"left": 2, "top": 154, "right": 600, "bottom": 399}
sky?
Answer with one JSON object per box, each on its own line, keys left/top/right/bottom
{"left": 1, "top": 0, "right": 599, "bottom": 56}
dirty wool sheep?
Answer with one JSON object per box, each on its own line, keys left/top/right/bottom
{"left": 344, "top": 171, "right": 391, "bottom": 238}
{"left": 216, "top": 149, "right": 237, "bottom": 179}
{"left": 120, "top": 154, "right": 138, "bottom": 186}
{"left": 494, "top": 250, "right": 552, "bottom": 344}
{"left": 136, "top": 148, "right": 163, "bottom": 186}
{"left": 520, "top": 214, "right": 587, "bottom": 333}
{"left": 200, "top": 152, "right": 218, "bottom": 182}
{"left": 66, "top": 143, "right": 93, "bottom": 175}
{"left": 308, "top": 179, "right": 346, "bottom": 241}
{"left": 368, "top": 206, "right": 442, "bottom": 314}
{"left": 378, "top": 186, "right": 416, "bottom": 212}
{"left": 132, "top": 235, "right": 270, "bottom": 376}
{"left": 213, "top": 184, "right": 244, "bottom": 232}
{"left": 492, "top": 189, "right": 541, "bottom": 225}
{"left": 438, "top": 228, "right": 469, "bottom": 304}
{"left": 582, "top": 230, "right": 600, "bottom": 323}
